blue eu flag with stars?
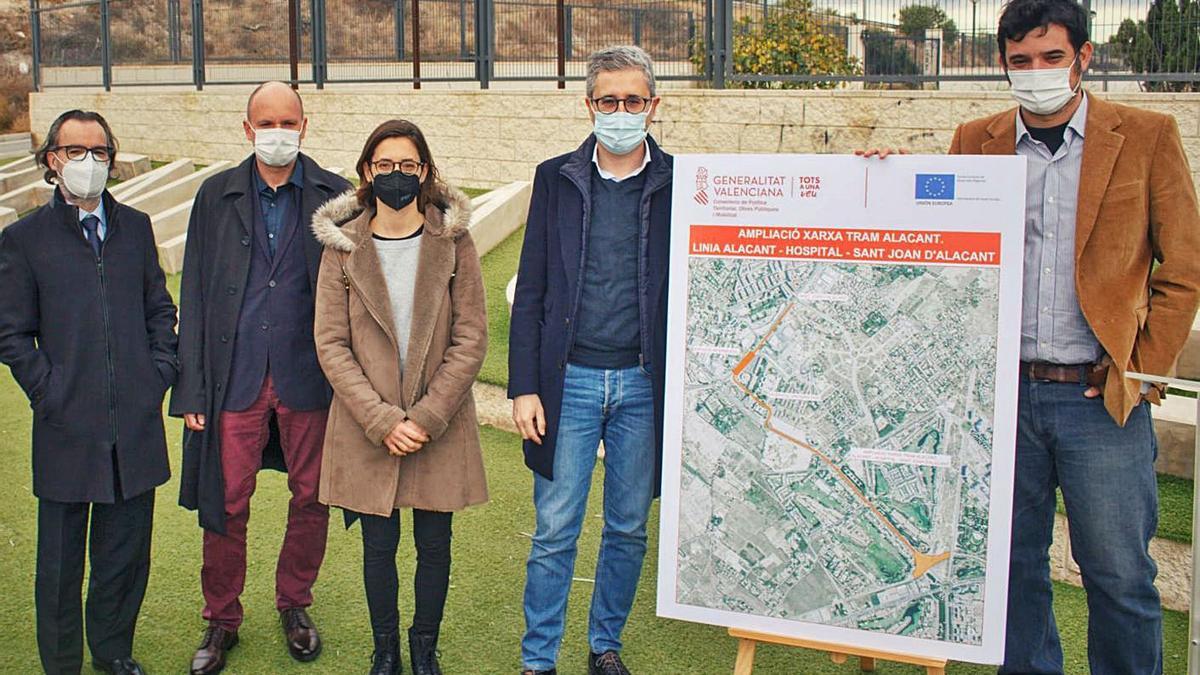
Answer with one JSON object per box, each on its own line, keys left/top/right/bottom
{"left": 915, "top": 174, "right": 955, "bottom": 200}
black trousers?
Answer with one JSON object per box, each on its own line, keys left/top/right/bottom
{"left": 35, "top": 489, "right": 154, "bottom": 675}
{"left": 357, "top": 509, "right": 453, "bottom": 636}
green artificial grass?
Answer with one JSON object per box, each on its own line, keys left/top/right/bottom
{"left": 0, "top": 370, "right": 1190, "bottom": 672}
{"left": 477, "top": 225, "right": 524, "bottom": 389}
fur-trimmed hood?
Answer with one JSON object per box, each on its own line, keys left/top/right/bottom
{"left": 311, "top": 184, "right": 473, "bottom": 252}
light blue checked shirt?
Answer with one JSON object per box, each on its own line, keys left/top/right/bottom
{"left": 1016, "top": 96, "right": 1104, "bottom": 365}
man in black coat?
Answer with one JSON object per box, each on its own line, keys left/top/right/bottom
{"left": 170, "top": 81, "right": 350, "bottom": 674}
{"left": 0, "top": 110, "right": 178, "bottom": 675}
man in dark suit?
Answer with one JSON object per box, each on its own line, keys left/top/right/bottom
{"left": 509, "top": 46, "right": 673, "bottom": 675}
{"left": 171, "top": 82, "right": 350, "bottom": 674}
{"left": 948, "top": 0, "right": 1200, "bottom": 671}
{"left": 0, "top": 110, "right": 179, "bottom": 675}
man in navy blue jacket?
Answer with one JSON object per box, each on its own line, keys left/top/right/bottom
{"left": 0, "top": 110, "right": 178, "bottom": 675}
{"left": 510, "top": 46, "right": 673, "bottom": 675}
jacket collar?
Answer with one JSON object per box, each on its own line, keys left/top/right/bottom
{"left": 561, "top": 133, "right": 672, "bottom": 194}
{"left": 311, "top": 184, "right": 473, "bottom": 252}
{"left": 50, "top": 186, "right": 121, "bottom": 239}
{"left": 222, "top": 152, "right": 335, "bottom": 199}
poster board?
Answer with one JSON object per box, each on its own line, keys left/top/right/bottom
{"left": 656, "top": 154, "right": 1027, "bottom": 664}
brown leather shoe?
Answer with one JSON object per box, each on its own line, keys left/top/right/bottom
{"left": 281, "top": 607, "right": 322, "bottom": 662}
{"left": 190, "top": 625, "right": 238, "bottom": 675}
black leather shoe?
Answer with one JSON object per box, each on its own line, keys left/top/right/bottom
{"left": 93, "top": 657, "right": 145, "bottom": 675}
{"left": 281, "top": 607, "right": 322, "bottom": 662}
{"left": 191, "top": 625, "right": 239, "bottom": 675}
{"left": 408, "top": 627, "right": 442, "bottom": 675}
{"left": 588, "top": 651, "right": 631, "bottom": 675}
{"left": 369, "top": 631, "right": 401, "bottom": 675}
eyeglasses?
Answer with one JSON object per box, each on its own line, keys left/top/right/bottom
{"left": 370, "top": 159, "right": 424, "bottom": 176}
{"left": 52, "top": 145, "right": 113, "bottom": 162}
{"left": 591, "top": 95, "right": 652, "bottom": 115}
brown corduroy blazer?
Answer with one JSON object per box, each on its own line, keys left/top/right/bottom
{"left": 950, "top": 92, "right": 1200, "bottom": 425}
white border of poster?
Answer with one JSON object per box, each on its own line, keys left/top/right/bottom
{"left": 656, "top": 154, "right": 1027, "bottom": 665}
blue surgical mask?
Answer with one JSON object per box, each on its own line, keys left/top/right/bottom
{"left": 593, "top": 111, "right": 648, "bottom": 155}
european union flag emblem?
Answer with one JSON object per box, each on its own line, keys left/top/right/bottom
{"left": 915, "top": 173, "right": 956, "bottom": 200}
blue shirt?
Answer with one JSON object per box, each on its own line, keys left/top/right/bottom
{"left": 1015, "top": 95, "right": 1103, "bottom": 365}
{"left": 252, "top": 161, "right": 303, "bottom": 257}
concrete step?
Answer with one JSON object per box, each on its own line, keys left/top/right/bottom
{"left": 0, "top": 133, "right": 32, "bottom": 160}
{"left": 125, "top": 161, "right": 231, "bottom": 219}
{"left": 1172, "top": 312, "right": 1200, "bottom": 381}
{"left": 150, "top": 199, "right": 193, "bottom": 244}
{"left": 0, "top": 155, "right": 35, "bottom": 173}
{"left": 468, "top": 180, "right": 530, "bottom": 257}
{"left": 0, "top": 182, "right": 53, "bottom": 214}
{"left": 0, "top": 163, "right": 44, "bottom": 194}
{"left": 0, "top": 206, "right": 16, "bottom": 230}
{"left": 1153, "top": 394, "right": 1197, "bottom": 479}
{"left": 157, "top": 231, "right": 187, "bottom": 274}
{"left": 113, "top": 153, "right": 152, "bottom": 181}
{"left": 110, "top": 158, "right": 194, "bottom": 202}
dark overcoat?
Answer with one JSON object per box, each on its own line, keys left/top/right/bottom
{"left": 170, "top": 154, "right": 350, "bottom": 533}
{"left": 507, "top": 135, "right": 673, "bottom": 496}
{"left": 0, "top": 189, "right": 178, "bottom": 503}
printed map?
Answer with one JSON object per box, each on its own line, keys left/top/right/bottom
{"left": 674, "top": 253, "right": 999, "bottom": 645}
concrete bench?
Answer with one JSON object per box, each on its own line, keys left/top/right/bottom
{"left": 0, "top": 163, "right": 44, "bottom": 195}
{"left": 126, "top": 161, "right": 231, "bottom": 219}
{"left": 0, "top": 206, "right": 16, "bottom": 230}
{"left": 158, "top": 231, "right": 187, "bottom": 274}
{"left": 113, "top": 153, "right": 152, "bottom": 182}
{"left": 111, "top": 158, "right": 195, "bottom": 202}
{"left": 150, "top": 199, "right": 194, "bottom": 244}
{"left": 0, "top": 132, "right": 32, "bottom": 160}
{"left": 0, "top": 155, "right": 35, "bottom": 173}
{"left": 468, "top": 181, "right": 530, "bottom": 257}
{"left": 0, "top": 182, "right": 54, "bottom": 214}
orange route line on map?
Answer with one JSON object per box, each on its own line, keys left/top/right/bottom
{"left": 731, "top": 302, "right": 950, "bottom": 579}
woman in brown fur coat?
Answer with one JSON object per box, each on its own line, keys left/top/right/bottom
{"left": 311, "top": 119, "right": 488, "bottom": 675}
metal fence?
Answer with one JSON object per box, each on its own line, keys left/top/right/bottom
{"left": 28, "top": 0, "right": 1199, "bottom": 91}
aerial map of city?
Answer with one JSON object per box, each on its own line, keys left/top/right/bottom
{"left": 674, "top": 252, "right": 1000, "bottom": 647}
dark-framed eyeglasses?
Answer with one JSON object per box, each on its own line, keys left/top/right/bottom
{"left": 370, "top": 159, "right": 424, "bottom": 176}
{"left": 52, "top": 145, "right": 114, "bottom": 162}
{"left": 591, "top": 95, "right": 651, "bottom": 115}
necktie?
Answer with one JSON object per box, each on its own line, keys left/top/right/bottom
{"left": 80, "top": 214, "right": 102, "bottom": 258}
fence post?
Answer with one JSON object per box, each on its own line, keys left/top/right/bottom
{"left": 288, "top": 0, "right": 299, "bottom": 87}
{"left": 395, "top": 0, "right": 406, "bottom": 60}
{"left": 311, "top": 0, "right": 326, "bottom": 88}
{"left": 29, "top": 0, "right": 41, "bottom": 92}
{"left": 412, "top": 0, "right": 421, "bottom": 89}
{"left": 564, "top": 5, "right": 573, "bottom": 64}
{"left": 632, "top": 9, "right": 642, "bottom": 46}
{"left": 556, "top": 0, "right": 565, "bottom": 89}
{"left": 474, "top": 0, "right": 492, "bottom": 88}
{"left": 191, "top": 0, "right": 205, "bottom": 90}
{"left": 712, "top": 0, "right": 730, "bottom": 88}
{"left": 99, "top": 0, "right": 111, "bottom": 91}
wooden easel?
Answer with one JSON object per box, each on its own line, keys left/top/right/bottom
{"left": 730, "top": 628, "right": 948, "bottom": 675}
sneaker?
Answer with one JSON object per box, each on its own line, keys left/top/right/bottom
{"left": 588, "top": 651, "right": 631, "bottom": 675}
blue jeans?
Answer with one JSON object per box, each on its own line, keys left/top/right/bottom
{"left": 1001, "top": 377, "right": 1161, "bottom": 675}
{"left": 521, "top": 364, "right": 657, "bottom": 671}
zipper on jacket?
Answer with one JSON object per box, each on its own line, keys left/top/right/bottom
{"left": 94, "top": 223, "right": 119, "bottom": 450}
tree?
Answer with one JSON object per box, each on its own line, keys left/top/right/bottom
{"left": 695, "top": 0, "right": 860, "bottom": 89}
{"left": 1108, "top": 0, "right": 1200, "bottom": 91}
{"left": 897, "top": 4, "right": 959, "bottom": 46}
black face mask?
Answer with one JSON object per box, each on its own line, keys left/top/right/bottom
{"left": 373, "top": 171, "right": 421, "bottom": 211}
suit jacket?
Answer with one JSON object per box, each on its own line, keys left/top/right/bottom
{"left": 950, "top": 92, "right": 1200, "bottom": 425}
{"left": 0, "top": 189, "right": 178, "bottom": 503}
{"left": 169, "top": 153, "right": 351, "bottom": 532}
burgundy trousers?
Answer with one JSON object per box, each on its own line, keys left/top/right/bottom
{"left": 201, "top": 375, "right": 329, "bottom": 629}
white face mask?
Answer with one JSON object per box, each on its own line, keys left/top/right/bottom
{"left": 1008, "top": 59, "right": 1081, "bottom": 116}
{"left": 58, "top": 155, "right": 109, "bottom": 201}
{"left": 252, "top": 127, "right": 301, "bottom": 167}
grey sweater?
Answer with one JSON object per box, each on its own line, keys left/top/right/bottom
{"left": 373, "top": 231, "right": 422, "bottom": 365}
